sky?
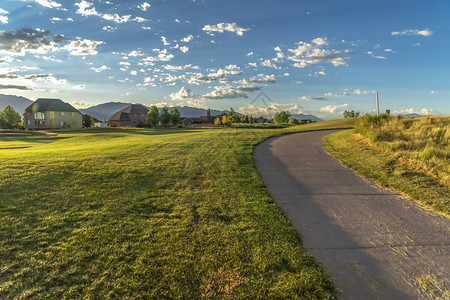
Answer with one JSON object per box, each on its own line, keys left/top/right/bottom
{"left": 0, "top": 0, "right": 449, "bottom": 119}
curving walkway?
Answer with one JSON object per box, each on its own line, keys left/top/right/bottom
{"left": 254, "top": 130, "right": 450, "bottom": 299}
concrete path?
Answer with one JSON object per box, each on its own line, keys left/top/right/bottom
{"left": 254, "top": 130, "right": 450, "bottom": 299}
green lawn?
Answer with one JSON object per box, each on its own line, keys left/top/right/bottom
{"left": 322, "top": 118, "right": 449, "bottom": 216}
{"left": 0, "top": 119, "right": 353, "bottom": 299}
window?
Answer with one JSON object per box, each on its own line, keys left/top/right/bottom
{"left": 50, "top": 111, "right": 55, "bottom": 119}
{"left": 34, "top": 112, "right": 45, "bottom": 120}
{"left": 72, "top": 112, "right": 75, "bottom": 117}
{"left": 61, "top": 112, "right": 64, "bottom": 116}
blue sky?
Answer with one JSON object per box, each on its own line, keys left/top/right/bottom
{"left": 0, "top": 0, "right": 448, "bottom": 119}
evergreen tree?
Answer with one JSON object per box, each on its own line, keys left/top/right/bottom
{"left": 82, "top": 114, "right": 95, "bottom": 128}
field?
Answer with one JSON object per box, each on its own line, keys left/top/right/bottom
{"left": 0, "top": 119, "right": 354, "bottom": 299}
{"left": 323, "top": 116, "right": 449, "bottom": 216}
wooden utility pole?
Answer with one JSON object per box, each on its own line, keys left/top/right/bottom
{"left": 376, "top": 92, "right": 380, "bottom": 115}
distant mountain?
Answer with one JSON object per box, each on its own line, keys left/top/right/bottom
{"left": 79, "top": 102, "right": 131, "bottom": 121}
{"left": 292, "top": 113, "right": 323, "bottom": 122}
{"left": 0, "top": 94, "right": 33, "bottom": 116}
{"left": 402, "top": 113, "right": 422, "bottom": 118}
{"left": 80, "top": 102, "right": 227, "bottom": 121}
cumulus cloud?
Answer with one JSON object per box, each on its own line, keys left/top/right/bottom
{"left": 90, "top": 65, "right": 110, "bottom": 72}
{"left": 391, "top": 29, "right": 433, "bottom": 36}
{"left": 180, "top": 35, "right": 193, "bottom": 42}
{"left": 393, "top": 108, "right": 433, "bottom": 115}
{"left": 75, "top": 1, "right": 139, "bottom": 23}
{"left": 0, "top": 27, "right": 65, "bottom": 56}
{"left": 72, "top": 84, "right": 85, "bottom": 89}
{"left": 128, "top": 50, "right": 144, "bottom": 56}
{"left": 170, "top": 86, "right": 196, "bottom": 100}
{"left": 288, "top": 37, "right": 354, "bottom": 68}
{"left": 202, "top": 22, "right": 250, "bottom": 36}
{"left": 63, "top": 38, "right": 103, "bottom": 55}
{"left": 324, "top": 92, "right": 349, "bottom": 97}
{"left": 353, "top": 89, "right": 373, "bottom": 95}
{"left": 27, "top": 0, "right": 61, "bottom": 9}
{"left": 237, "top": 74, "right": 276, "bottom": 85}
{"left": 201, "top": 85, "right": 261, "bottom": 99}
{"left": 260, "top": 59, "right": 279, "bottom": 69}
{"left": 164, "top": 64, "right": 200, "bottom": 71}
{"left": 138, "top": 2, "right": 150, "bottom": 11}
{"left": 70, "top": 101, "right": 92, "bottom": 109}
{"left": 191, "top": 69, "right": 242, "bottom": 83}
{"left": 320, "top": 104, "right": 349, "bottom": 114}
{"left": 0, "top": 8, "right": 8, "bottom": 24}
{"left": 179, "top": 46, "right": 189, "bottom": 53}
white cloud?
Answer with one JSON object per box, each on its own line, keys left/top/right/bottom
{"left": 28, "top": 0, "right": 61, "bottom": 9}
{"left": 260, "top": 59, "right": 279, "bottom": 69}
{"left": 0, "top": 8, "right": 9, "bottom": 14}
{"left": 288, "top": 38, "right": 354, "bottom": 68}
{"left": 318, "top": 71, "right": 326, "bottom": 76}
{"left": 393, "top": 108, "right": 433, "bottom": 115}
{"left": 191, "top": 69, "right": 242, "bottom": 83}
{"left": 367, "top": 51, "right": 386, "bottom": 59}
{"left": 201, "top": 85, "right": 260, "bottom": 99}
{"left": 384, "top": 49, "right": 394, "bottom": 52}
{"left": 226, "top": 64, "right": 240, "bottom": 70}
{"left": 430, "top": 90, "right": 438, "bottom": 94}
{"left": 180, "top": 35, "right": 194, "bottom": 42}
{"left": 238, "top": 74, "right": 276, "bottom": 84}
{"left": 63, "top": 38, "right": 103, "bottom": 56}
{"left": 320, "top": 103, "right": 348, "bottom": 114}
{"left": 161, "top": 36, "right": 170, "bottom": 46}
{"left": 130, "top": 70, "right": 137, "bottom": 76}
{"left": 246, "top": 52, "right": 254, "bottom": 57}
{"left": 202, "top": 22, "right": 250, "bottom": 36}
{"left": 164, "top": 64, "right": 199, "bottom": 71}
{"left": 75, "top": 1, "right": 99, "bottom": 16}
{"left": 179, "top": 46, "right": 189, "bottom": 53}
{"left": 185, "top": 99, "right": 207, "bottom": 109}
{"left": 391, "top": 29, "right": 433, "bottom": 36}
{"left": 142, "top": 26, "right": 151, "bottom": 30}
{"left": 138, "top": 2, "right": 151, "bottom": 11}
{"left": 0, "top": 16, "right": 7, "bottom": 24}
{"left": 70, "top": 101, "right": 91, "bottom": 109}
{"left": 324, "top": 92, "right": 349, "bottom": 97}
{"left": 103, "top": 13, "right": 131, "bottom": 23}
{"left": 170, "top": 86, "right": 196, "bottom": 100}
{"left": 90, "top": 65, "right": 110, "bottom": 72}
{"left": 133, "top": 17, "right": 147, "bottom": 23}
{"left": 353, "top": 89, "right": 373, "bottom": 95}
{"left": 283, "top": 72, "right": 290, "bottom": 76}
{"left": 72, "top": 85, "right": 85, "bottom": 90}
{"left": 102, "top": 25, "right": 116, "bottom": 32}
{"left": 128, "top": 50, "right": 144, "bottom": 56}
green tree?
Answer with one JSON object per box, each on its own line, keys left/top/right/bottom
{"left": 160, "top": 108, "right": 171, "bottom": 127}
{"left": 82, "top": 114, "right": 95, "bottom": 128}
{"left": 206, "top": 108, "right": 211, "bottom": 117}
{"left": 148, "top": 106, "right": 160, "bottom": 127}
{"left": 227, "top": 108, "right": 240, "bottom": 124}
{"left": 273, "top": 111, "right": 291, "bottom": 124}
{"left": 0, "top": 105, "right": 22, "bottom": 129}
{"left": 249, "top": 115, "right": 253, "bottom": 124}
{"left": 171, "top": 108, "right": 181, "bottom": 126}
{"left": 288, "top": 117, "right": 298, "bottom": 125}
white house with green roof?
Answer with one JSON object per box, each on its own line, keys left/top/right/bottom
{"left": 23, "top": 98, "right": 82, "bottom": 130}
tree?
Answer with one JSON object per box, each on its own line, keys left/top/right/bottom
{"left": 0, "top": 106, "right": 22, "bottom": 129}
{"left": 206, "top": 108, "right": 211, "bottom": 117}
{"left": 343, "top": 110, "right": 360, "bottom": 118}
{"left": 171, "top": 108, "right": 181, "bottom": 125}
{"left": 82, "top": 114, "right": 95, "bottom": 128}
{"left": 160, "top": 108, "right": 171, "bottom": 127}
{"left": 227, "top": 108, "right": 240, "bottom": 124}
{"left": 214, "top": 117, "right": 221, "bottom": 125}
{"left": 148, "top": 106, "right": 160, "bottom": 127}
{"left": 221, "top": 115, "right": 229, "bottom": 126}
{"left": 273, "top": 111, "right": 291, "bottom": 124}
{"left": 288, "top": 117, "right": 298, "bottom": 125}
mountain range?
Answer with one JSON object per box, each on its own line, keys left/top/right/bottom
{"left": 0, "top": 94, "right": 323, "bottom": 121}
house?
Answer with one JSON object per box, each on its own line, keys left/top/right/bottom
{"left": 23, "top": 98, "right": 82, "bottom": 130}
{"left": 94, "top": 122, "right": 108, "bottom": 128}
{"left": 180, "top": 117, "right": 193, "bottom": 126}
{"left": 108, "top": 104, "right": 149, "bottom": 127}
{"left": 253, "top": 116, "right": 271, "bottom": 123}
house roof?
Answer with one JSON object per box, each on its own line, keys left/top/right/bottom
{"left": 25, "top": 98, "right": 80, "bottom": 113}
{"left": 118, "top": 104, "right": 149, "bottom": 114}
{"left": 109, "top": 111, "right": 131, "bottom": 121}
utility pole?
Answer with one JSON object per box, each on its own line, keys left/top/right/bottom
{"left": 376, "top": 92, "right": 380, "bottom": 115}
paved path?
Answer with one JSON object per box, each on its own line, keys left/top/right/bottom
{"left": 254, "top": 130, "right": 450, "bottom": 299}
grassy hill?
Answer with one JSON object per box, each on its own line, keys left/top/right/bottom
{"left": 323, "top": 115, "right": 449, "bottom": 216}
{"left": 0, "top": 119, "right": 353, "bottom": 299}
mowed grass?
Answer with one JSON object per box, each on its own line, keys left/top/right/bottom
{"left": 0, "top": 119, "right": 353, "bottom": 299}
{"left": 323, "top": 116, "right": 449, "bottom": 215}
